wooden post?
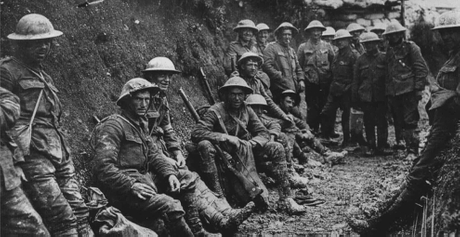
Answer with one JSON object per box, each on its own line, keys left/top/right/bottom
{"left": 401, "top": 0, "right": 405, "bottom": 26}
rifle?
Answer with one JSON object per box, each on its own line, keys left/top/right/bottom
{"left": 178, "top": 87, "right": 263, "bottom": 201}
{"left": 198, "top": 67, "right": 215, "bottom": 105}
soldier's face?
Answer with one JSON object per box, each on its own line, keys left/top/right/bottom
{"left": 257, "top": 30, "right": 269, "bottom": 44}
{"left": 439, "top": 29, "right": 460, "bottom": 51}
{"left": 279, "top": 29, "right": 292, "bottom": 46}
{"left": 351, "top": 30, "right": 363, "bottom": 41}
{"left": 251, "top": 105, "right": 264, "bottom": 117}
{"left": 18, "top": 39, "right": 52, "bottom": 65}
{"left": 386, "top": 32, "right": 403, "bottom": 44}
{"left": 363, "top": 41, "right": 379, "bottom": 54}
{"left": 149, "top": 72, "right": 173, "bottom": 91}
{"left": 129, "top": 91, "right": 151, "bottom": 116}
{"left": 280, "top": 96, "right": 295, "bottom": 113}
{"left": 310, "top": 28, "right": 323, "bottom": 41}
{"left": 241, "top": 59, "right": 258, "bottom": 77}
{"left": 226, "top": 87, "right": 245, "bottom": 110}
{"left": 335, "top": 38, "right": 350, "bottom": 49}
{"left": 239, "top": 29, "right": 254, "bottom": 43}
{"left": 322, "top": 36, "right": 333, "bottom": 43}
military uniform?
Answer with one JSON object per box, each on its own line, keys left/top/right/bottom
{"left": 351, "top": 41, "right": 365, "bottom": 56}
{"left": 0, "top": 57, "right": 90, "bottom": 236}
{"left": 0, "top": 87, "right": 50, "bottom": 236}
{"left": 224, "top": 40, "right": 259, "bottom": 76}
{"left": 321, "top": 46, "right": 359, "bottom": 143}
{"left": 386, "top": 40, "right": 428, "bottom": 154}
{"left": 297, "top": 39, "right": 334, "bottom": 132}
{"left": 91, "top": 111, "right": 202, "bottom": 236}
{"left": 353, "top": 51, "right": 388, "bottom": 150}
{"left": 262, "top": 41, "right": 305, "bottom": 103}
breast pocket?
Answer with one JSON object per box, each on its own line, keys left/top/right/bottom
{"left": 120, "top": 134, "right": 146, "bottom": 168}
{"left": 277, "top": 52, "right": 290, "bottom": 73}
{"left": 303, "top": 50, "right": 314, "bottom": 65}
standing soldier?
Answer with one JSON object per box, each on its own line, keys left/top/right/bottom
{"left": 142, "top": 57, "right": 255, "bottom": 232}
{"left": 90, "top": 78, "right": 219, "bottom": 237}
{"left": 322, "top": 26, "right": 338, "bottom": 53}
{"left": 297, "top": 20, "right": 335, "bottom": 135}
{"left": 255, "top": 23, "right": 271, "bottom": 57}
{"left": 370, "top": 23, "right": 387, "bottom": 52}
{"left": 384, "top": 21, "right": 428, "bottom": 160}
{"left": 321, "top": 30, "right": 360, "bottom": 147}
{"left": 0, "top": 14, "right": 93, "bottom": 236}
{"left": 0, "top": 87, "right": 50, "bottom": 236}
{"left": 192, "top": 77, "right": 306, "bottom": 214}
{"left": 347, "top": 23, "right": 366, "bottom": 55}
{"left": 349, "top": 10, "right": 460, "bottom": 234}
{"left": 352, "top": 32, "right": 390, "bottom": 156}
{"left": 224, "top": 19, "right": 259, "bottom": 76}
{"left": 262, "top": 22, "right": 305, "bottom": 106}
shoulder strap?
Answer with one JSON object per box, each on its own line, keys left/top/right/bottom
{"left": 209, "top": 105, "right": 229, "bottom": 135}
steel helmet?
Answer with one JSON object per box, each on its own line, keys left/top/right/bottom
{"left": 7, "top": 14, "right": 63, "bottom": 40}
{"left": 280, "top": 89, "right": 300, "bottom": 105}
{"left": 233, "top": 19, "right": 258, "bottom": 33}
{"left": 246, "top": 94, "right": 267, "bottom": 106}
{"left": 237, "top": 52, "right": 263, "bottom": 66}
{"left": 274, "top": 22, "right": 299, "bottom": 35}
{"left": 304, "top": 20, "right": 326, "bottom": 31}
{"left": 256, "top": 23, "right": 271, "bottom": 32}
{"left": 218, "top": 76, "right": 253, "bottom": 95}
{"left": 383, "top": 21, "right": 406, "bottom": 35}
{"left": 142, "top": 57, "right": 181, "bottom": 73}
{"left": 432, "top": 11, "right": 460, "bottom": 30}
{"left": 346, "top": 23, "right": 365, "bottom": 33}
{"left": 360, "top": 32, "right": 381, "bottom": 43}
{"left": 370, "top": 23, "right": 386, "bottom": 33}
{"left": 117, "top": 78, "right": 160, "bottom": 106}
{"left": 322, "top": 26, "right": 336, "bottom": 37}
{"left": 333, "top": 29, "right": 353, "bottom": 41}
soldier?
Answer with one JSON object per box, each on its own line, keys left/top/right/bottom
{"left": 230, "top": 52, "right": 289, "bottom": 122}
{"left": 321, "top": 30, "right": 360, "bottom": 147}
{"left": 346, "top": 23, "right": 366, "bottom": 55}
{"left": 255, "top": 23, "right": 271, "bottom": 57}
{"left": 142, "top": 57, "right": 255, "bottom": 232}
{"left": 224, "top": 19, "right": 259, "bottom": 76}
{"left": 352, "top": 32, "right": 391, "bottom": 156}
{"left": 322, "top": 26, "right": 338, "bottom": 53}
{"left": 370, "top": 23, "right": 387, "bottom": 52}
{"left": 383, "top": 21, "right": 429, "bottom": 160}
{"left": 262, "top": 22, "right": 305, "bottom": 106}
{"left": 349, "top": 10, "right": 460, "bottom": 235}
{"left": 1, "top": 14, "right": 93, "bottom": 236}
{"left": 278, "top": 90, "right": 346, "bottom": 164}
{"left": 0, "top": 87, "right": 50, "bottom": 236}
{"left": 91, "top": 78, "right": 221, "bottom": 237}
{"left": 191, "top": 77, "right": 306, "bottom": 214}
{"left": 297, "top": 20, "right": 335, "bottom": 135}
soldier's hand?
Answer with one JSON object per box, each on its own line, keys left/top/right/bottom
{"left": 131, "top": 183, "right": 156, "bottom": 200}
{"left": 174, "top": 151, "right": 186, "bottom": 168}
{"left": 14, "top": 165, "right": 27, "bottom": 182}
{"left": 168, "top": 175, "right": 180, "bottom": 193}
{"left": 223, "top": 134, "right": 240, "bottom": 147}
{"left": 299, "top": 81, "right": 305, "bottom": 92}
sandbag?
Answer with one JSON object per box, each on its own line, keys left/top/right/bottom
{"left": 94, "top": 207, "right": 158, "bottom": 237}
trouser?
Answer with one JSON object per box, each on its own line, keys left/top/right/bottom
{"left": 407, "top": 105, "right": 459, "bottom": 187}
{"left": 196, "top": 140, "right": 268, "bottom": 206}
{"left": 305, "top": 82, "right": 330, "bottom": 133}
{"left": 362, "top": 101, "right": 388, "bottom": 149}
{"left": 388, "top": 98, "right": 403, "bottom": 143}
{"left": 21, "top": 149, "right": 90, "bottom": 236}
{"left": 388, "top": 92, "right": 420, "bottom": 154}
{"left": 1, "top": 183, "right": 50, "bottom": 236}
{"left": 321, "top": 92, "right": 351, "bottom": 143}
{"left": 253, "top": 141, "right": 291, "bottom": 200}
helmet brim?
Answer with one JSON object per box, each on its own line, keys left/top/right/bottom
{"left": 382, "top": 29, "right": 406, "bottom": 35}
{"left": 432, "top": 25, "right": 460, "bottom": 31}
{"left": 233, "top": 26, "right": 258, "bottom": 33}
{"left": 305, "top": 26, "right": 326, "bottom": 32}
{"left": 116, "top": 86, "right": 161, "bottom": 106}
{"left": 142, "top": 68, "right": 181, "bottom": 73}
{"left": 218, "top": 85, "right": 253, "bottom": 95}
{"left": 7, "top": 30, "right": 63, "bottom": 40}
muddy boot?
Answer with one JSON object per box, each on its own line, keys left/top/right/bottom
{"left": 203, "top": 201, "right": 255, "bottom": 232}
{"left": 323, "top": 150, "right": 346, "bottom": 165}
{"left": 277, "top": 197, "right": 306, "bottom": 215}
{"left": 168, "top": 216, "right": 194, "bottom": 237}
{"left": 288, "top": 171, "right": 309, "bottom": 189}
{"left": 183, "top": 192, "right": 221, "bottom": 237}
